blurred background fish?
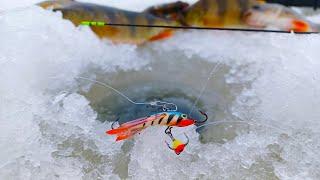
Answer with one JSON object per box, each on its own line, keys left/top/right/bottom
{"left": 38, "top": 0, "right": 179, "bottom": 44}
{"left": 244, "top": 2, "right": 318, "bottom": 32}
{"left": 181, "top": 0, "right": 261, "bottom": 28}
{"left": 179, "top": 0, "right": 317, "bottom": 32}
{"left": 37, "top": 0, "right": 318, "bottom": 45}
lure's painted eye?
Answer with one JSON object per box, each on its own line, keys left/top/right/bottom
{"left": 182, "top": 114, "right": 187, "bottom": 118}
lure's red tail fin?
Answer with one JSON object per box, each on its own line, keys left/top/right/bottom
{"left": 116, "top": 134, "right": 132, "bottom": 141}
{"left": 106, "top": 127, "right": 128, "bottom": 135}
{"left": 106, "top": 116, "right": 155, "bottom": 141}
{"left": 115, "top": 127, "right": 144, "bottom": 141}
{"left": 110, "top": 126, "right": 145, "bottom": 141}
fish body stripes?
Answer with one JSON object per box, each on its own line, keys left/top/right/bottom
{"left": 38, "top": 0, "right": 177, "bottom": 44}
{"left": 39, "top": 0, "right": 317, "bottom": 44}
{"left": 37, "top": 0, "right": 262, "bottom": 44}
{"left": 184, "top": 0, "right": 259, "bottom": 27}
{"left": 182, "top": 0, "right": 315, "bottom": 32}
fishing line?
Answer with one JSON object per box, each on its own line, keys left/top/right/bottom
{"left": 81, "top": 21, "right": 319, "bottom": 34}
{"left": 176, "top": 120, "right": 285, "bottom": 137}
{"left": 75, "top": 76, "right": 178, "bottom": 111}
{"left": 1, "top": 3, "right": 319, "bottom": 34}
{"left": 173, "top": 120, "right": 320, "bottom": 162}
{"left": 188, "top": 62, "right": 221, "bottom": 116}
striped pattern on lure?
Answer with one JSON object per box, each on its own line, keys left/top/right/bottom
{"left": 106, "top": 112, "right": 196, "bottom": 141}
{"left": 37, "top": 0, "right": 179, "bottom": 44}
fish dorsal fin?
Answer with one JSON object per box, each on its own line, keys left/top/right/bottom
{"left": 143, "top": 1, "right": 189, "bottom": 20}
{"left": 37, "top": 0, "right": 75, "bottom": 9}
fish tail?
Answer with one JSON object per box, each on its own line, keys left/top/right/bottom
{"left": 107, "top": 115, "right": 159, "bottom": 140}
{"left": 106, "top": 127, "right": 133, "bottom": 141}
{"left": 108, "top": 128, "right": 141, "bottom": 141}
{"left": 107, "top": 126, "right": 145, "bottom": 141}
{"left": 106, "top": 127, "right": 129, "bottom": 135}
{"left": 37, "top": 0, "right": 74, "bottom": 9}
{"left": 115, "top": 134, "right": 132, "bottom": 141}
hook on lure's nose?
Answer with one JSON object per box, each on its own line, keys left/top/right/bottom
{"left": 195, "top": 110, "right": 208, "bottom": 124}
{"left": 177, "top": 110, "right": 208, "bottom": 127}
{"left": 111, "top": 117, "right": 120, "bottom": 129}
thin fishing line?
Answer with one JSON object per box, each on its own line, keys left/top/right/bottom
{"left": 0, "top": 4, "right": 318, "bottom": 34}
{"left": 176, "top": 120, "right": 285, "bottom": 137}
{"left": 173, "top": 120, "right": 320, "bottom": 161}
{"left": 76, "top": 76, "right": 141, "bottom": 105}
{"left": 188, "top": 62, "right": 221, "bottom": 116}
{"left": 75, "top": 76, "right": 178, "bottom": 111}
{"left": 81, "top": 22, "right": 319, "bottom": 34}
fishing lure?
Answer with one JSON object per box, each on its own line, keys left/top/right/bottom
{"left": 165, "top": 126, "right": 189, "bottom": 155}
{"left": 106, "top": 110, "right": 208, "bottom": 141}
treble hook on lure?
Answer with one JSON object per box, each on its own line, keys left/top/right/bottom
{"left": 165, "top": 127, "right": 189, "bottom": 155}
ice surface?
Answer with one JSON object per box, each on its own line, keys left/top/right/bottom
{"left": 0, "top": 4, "right": 141, "bottom": 179}
{"left": 1, "top": 0, "right": 320, "bottom": 179}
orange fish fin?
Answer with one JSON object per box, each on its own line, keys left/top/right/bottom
{"left": 115, "top": 129, "right": 141, "bottom": 141}
{"left": 115, "top": 134, "right": 134, "bottom": 141}
{"left": 106, "top": 127, "right": 128, "bottom": 135}
{"left": 292, "top": 20, "right": 309, "bottom": 32}
{"left": 114, "top": 127, "right": 145, "bottom": 141}
{"left": 149, "top": 29, "right": 173, "bottom": 42}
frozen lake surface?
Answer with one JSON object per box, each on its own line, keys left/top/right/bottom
{"left": 1, "top": 0, "right": 320, "bottom": 179}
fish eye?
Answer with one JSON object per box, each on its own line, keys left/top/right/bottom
{"left": 252, "top": 5, "right": 261, "bottom": 10}
{"left": 182, "top": 114, "right": 187, "bottom": 118}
